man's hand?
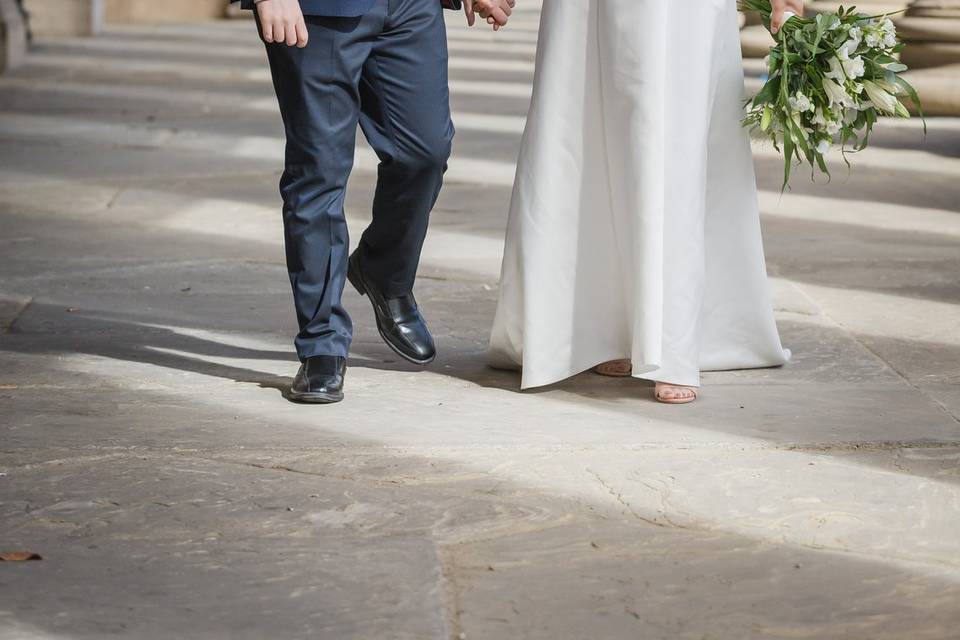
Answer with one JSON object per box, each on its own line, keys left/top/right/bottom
{"left": 256, "top": 0, "right": 308, "bottom": 48}
{"left": 770, "top": 0, "right": 804, "bottom": 34}
{"left": 465, "top": 0, "right": 515, "bottom": 30}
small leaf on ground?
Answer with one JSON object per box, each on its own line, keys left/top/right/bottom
{"left": 0, "top": 552, "right": 42, "bottom": 561}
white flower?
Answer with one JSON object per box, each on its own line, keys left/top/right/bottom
{"left": 880, "top": 19, "right": 898, "bottom": 48}
{"left": 846, "top": 56, "right": 866, "bottom": 79}
{"left": 789, "top": 90, "right": 813, "bottom": 113}
{"left": 875, "top": 78, "right": 900, "bottom": 95}
{"left": 865, "top": 30, "right": 882, "bottom": 48}
{"left": 823, "top": 78, "right": 854, "bottom": 107}
{"left": 825, "top": 56, "right": 846, "bottom": 82}
{"left": 826, "top": 53, "right": 865, "bottom": 83}
{"left": 811, "top": 107, "right": 843, "bottom": 135}
{"left": 810, "top": 107, "right": 843, "bottom": 136}
{"left": 843, "top": 108, "right": 858, "bottom": 125}
{"left": 839, "top": 27, "right": 862, "bottom": 57}
{"left": 816, "top": 139, "right": 832, "bottom": 155}
{"left": 852, "top": 82, "right": 864, "bottom": 94}
{"left": 863, "top": 79, "right": 899, "bottom": 113}
{"left": 826, "top": 57, "right": 842, "bottom": 80}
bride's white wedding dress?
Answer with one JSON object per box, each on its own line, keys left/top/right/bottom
{"left": 488, "top": 0, "right": 790, "bottom": 389}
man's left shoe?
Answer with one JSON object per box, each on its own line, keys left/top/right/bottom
{"left": 288, "top": 355, "right": 347, "bottom": 404}
{"left": 347, "top": 250, "right": 437, "bottom": 365}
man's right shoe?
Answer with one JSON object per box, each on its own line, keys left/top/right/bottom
{"left": 347, "top": 250, "right": 437, "bottom": 365}
{"left": 288, "top": 355, "right": 346, "bottom": 404}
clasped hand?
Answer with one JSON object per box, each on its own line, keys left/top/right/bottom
{"left": 465, "top": 0, "right": 516, "bottom": 31}
{"left": 256, "top": 0, "right": 517, "bottom": 47}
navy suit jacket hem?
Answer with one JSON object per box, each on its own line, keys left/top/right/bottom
{"left": 237, "top": 0, "right": 461, "bottom": 16}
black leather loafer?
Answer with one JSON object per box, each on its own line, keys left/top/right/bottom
{"left": 347, "top": 251, "right": 437, "bottom": 365}
{"left": 288, "top": 355, "right": 347, "bottom": 404}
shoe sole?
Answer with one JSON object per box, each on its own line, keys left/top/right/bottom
{"left": 348, "top": 260, "right": 436, "bottom": 366}
{"left": 287, "top": 390, "right": 344, "bottom": 404}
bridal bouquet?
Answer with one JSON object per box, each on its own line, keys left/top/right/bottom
{"left": 739, "top": 0, "right": 923, "bottom": 188}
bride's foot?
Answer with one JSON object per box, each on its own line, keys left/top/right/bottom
{"left": 654, "top": 381, "right": 699, "bottom": 405}
{"left": 592, "top": 362, "right": 699, "bottom": 403}
{"left": 593, "top": 359, "right": 632, "bottom": 377}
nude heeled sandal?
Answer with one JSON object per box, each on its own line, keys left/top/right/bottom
{"left": 592, "top": 359, "right": 632, "bottom": 377}
{"left": 654, "top": 383, "right": 699, "bottom": 404}
{"left": 593, "top": 360, "right": 699, "bottom": 404}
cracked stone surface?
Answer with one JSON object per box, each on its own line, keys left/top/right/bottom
{"left": 1, "top": 3, "right": 959, "bottom": 639}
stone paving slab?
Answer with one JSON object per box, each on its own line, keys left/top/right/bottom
{"left": 1, "top": 9, "right": 959, "bottom": 639}
{"left": 453, "top": 520, "right": 960, "bottom": 640}
{"left": 2, "top": 454, "right": 453, "bottom": 640}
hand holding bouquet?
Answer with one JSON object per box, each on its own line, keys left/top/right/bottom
{"left": 739, "top": 0, "right": 924, "bottom": 189}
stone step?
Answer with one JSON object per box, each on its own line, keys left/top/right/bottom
{"left": 903, "top": 63, "right": 960, "bottom": 114}
{"left": 905, "top": 8, "right": 960, "bottom": 16}
{"left": 905, "top": 0, "right": 960, "bottom": 15}
{"left": 896, "top": 15, "right": 960, "bottom": 40}
{"left": 902, "top": 40, "right": 960, "bottom": 67}
{"left": 741, "top": 24, "right": 774, "bottom": 59}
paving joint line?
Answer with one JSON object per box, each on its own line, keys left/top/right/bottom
{"left": 785, "top": 279, "right": 960, "bottom": 425}
{"left": 1, "top": 296, "right": 32, "bottom": 334}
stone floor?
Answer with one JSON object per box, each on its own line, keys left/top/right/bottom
{"left": 1, "top": 4, "right": 959, "bottom": 639}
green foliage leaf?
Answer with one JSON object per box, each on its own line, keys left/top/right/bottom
{"left": 894, "top": 76, "right": 926, "bottom": 132}
{"left": 753, "top": 76, "right": 781, "bottom": 106}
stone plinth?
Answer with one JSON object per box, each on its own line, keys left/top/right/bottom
{"left": 226, "top": 3, "right": 249, "bottom": 18}
{"left": 899, "top": 0, "right": 960, "bottom": 68}
{"left": 22, "top": 0, "right": 102, "bottom": 36}
{"left": 104, "top": 0, "right": 228, "bottom": 24}
{"left": 808, "top": 0, "right": 909, "bottom": 14}
{"left": 741, "top": 24, "right": 775, "bottom": 58}
{"left": 902, "top": 63, "right": 960, "bottom": 114}
{"left": 0, "top": 0, "right": 27, "bottom": 73}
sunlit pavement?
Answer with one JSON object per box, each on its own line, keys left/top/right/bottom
{"left": 1, "top": 5, "right": 959, "bottom": 638}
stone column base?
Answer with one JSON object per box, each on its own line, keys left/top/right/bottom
{"left": 0, "top": 0, "right": 27, "bottom": 73}
{"left": 22, "top": 0, "right": 102, "bottom": 37}
{"left": 226, "top": 3, "right": 251, "bottom": 19}
{"left": 104, "top": 0, "right": 227, "bottom": 24}
{"left": 899, "top": 0, "right": 960, "bottom": 69}
{"left": 903, "top": 64, "right": 960, "bottom": 115}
